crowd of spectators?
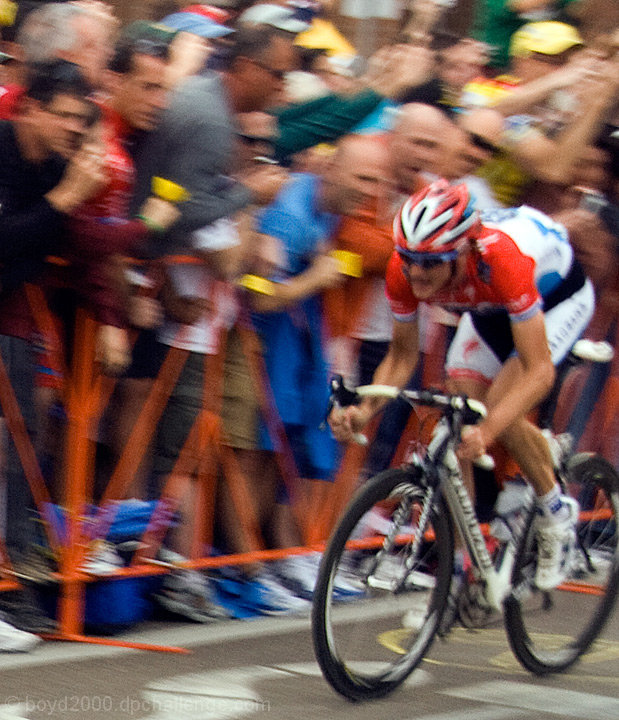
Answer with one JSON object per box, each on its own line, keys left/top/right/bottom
{"left": 0, "top": 0, "right": 616, "bottom": 649}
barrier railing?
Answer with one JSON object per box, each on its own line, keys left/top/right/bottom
{"left": 0, "top": 268, "right": 616, "bottom": 650}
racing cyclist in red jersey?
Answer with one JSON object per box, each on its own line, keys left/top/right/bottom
{"left": 328, "top": 179, "right": 595, "bottom": 590}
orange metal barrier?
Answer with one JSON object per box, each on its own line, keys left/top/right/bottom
{"left": 0, "top": 270, "right": 615, "bottom": 650}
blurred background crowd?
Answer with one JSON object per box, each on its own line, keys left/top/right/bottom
{"left": 0, "top": 0, "right": 616, "bottom": 647}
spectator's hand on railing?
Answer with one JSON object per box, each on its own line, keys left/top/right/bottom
{"left": 96, "top": 324, "right": 131, "bottom": 376}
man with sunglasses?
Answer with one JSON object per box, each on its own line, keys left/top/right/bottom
{"left": 132, "top": 23, "right": 293, "bottom": 252}
{"left": 329, "top": 179, "right": 594, "bottom": 591}
{"left": 0, "top": 58, "right": 106, "bottom": 639}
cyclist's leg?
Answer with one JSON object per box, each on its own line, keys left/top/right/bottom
{"left": 446, "top": 312, "right": 574, "bottom": 590}
{"left": 446, "top": 312, "right": 499, "bottom": 503}
{"left": 484, "top": 358, "right": 556, "bottom": 496}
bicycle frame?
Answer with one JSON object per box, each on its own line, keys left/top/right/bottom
{"left": 330, "top": 377, "right": 540, "bottom": 611}
{"left": 425, "top": 420, "right": 533, "bottom": 611}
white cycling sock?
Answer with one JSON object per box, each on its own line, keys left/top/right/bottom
{"left": 536, "top": 485, "right": 569, "bottom": 522}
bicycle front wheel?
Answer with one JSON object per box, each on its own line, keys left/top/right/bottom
{"left": 311, "top": 468, "right": 454, "bottom": 701}
{"left": 505, "top": 453, "right": 619, "bottom": 674}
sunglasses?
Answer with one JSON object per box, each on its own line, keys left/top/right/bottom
{"left": 399, "top": 250, "right": 458, "bottom": 270}
{"left": 468, "top": 131, "right": 501, "bottom": 156}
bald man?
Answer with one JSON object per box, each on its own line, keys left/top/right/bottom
{"left": 388, "top": 102, "right": 453, "bottom": 195}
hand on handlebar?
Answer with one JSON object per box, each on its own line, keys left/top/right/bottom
{"left": 328, "top": 404, "right": 371, "bottom": 444}
{"left": 457, "top": 424, "right": 489, "bottom": 463}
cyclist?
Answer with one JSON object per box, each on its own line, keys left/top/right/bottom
{"left": 328, "top": 179, "right": 595, "bottom": 590}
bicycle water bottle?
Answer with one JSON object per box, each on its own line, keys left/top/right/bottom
{"left": 490, "top": 479, "right": 533, "bottom": 543}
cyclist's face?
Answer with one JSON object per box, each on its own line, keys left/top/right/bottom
{"left": 404, "top": 259, "right": 454, "bottom": 299}
{"left": 403, "top": 248, "right": 470, "bottom": 299}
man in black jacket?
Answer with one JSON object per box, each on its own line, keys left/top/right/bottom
{"left": 0, "top": 58, "right": 103, "bottom": 637}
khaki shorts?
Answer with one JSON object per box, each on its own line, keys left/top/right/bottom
{"left": 221, "top": 327, "right": 261, "bottom": 450}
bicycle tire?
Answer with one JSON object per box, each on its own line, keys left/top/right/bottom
{"left": 505, "top": 453, "right": 619, "bottom": 675}
{"left": 312, "top": 468, "right": 454, "bottom": 701}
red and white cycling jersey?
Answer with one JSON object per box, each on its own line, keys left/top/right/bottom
{"left": 386, "top": 206, "right": 574, "bottom": 323}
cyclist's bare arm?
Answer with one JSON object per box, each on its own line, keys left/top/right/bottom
{"left": 459, "top": 311, "right": 555, "bottom": 461}
{"left": 329, "top": 318, "right": 419, "bottom": 443}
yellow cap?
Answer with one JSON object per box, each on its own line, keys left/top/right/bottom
{"left": 509, "top": 21, "right": 583, "bottom": 58}
{"left": 0, "top": 0, "right": 17, "bottom": 27}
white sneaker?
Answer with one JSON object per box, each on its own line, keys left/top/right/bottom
{"left": 534, "top": 496, "right": 579, "bottom": 591}
{"left": 0, "top": 618, "right": 41, "bottom": 653}
{"left": 156, "top": 569, "right": 230, "bottom": 622}
{"left": 274, "top": 555, "right": 319, "bottom": 600}
{"left": 252, "top": 571, "right": 312, "bottom": 615}
{"left": 81, "top": 540, "right": 124, "bottom": 576}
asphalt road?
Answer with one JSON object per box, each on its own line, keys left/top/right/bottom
{"left": 0, "top": 591, "right": 617, "bottom": 720}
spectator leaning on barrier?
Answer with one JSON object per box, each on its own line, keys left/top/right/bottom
{"left": 242, "top": 134, "right": 392, "bottom": 599}
{"left": 132, "top": 23, "right": 292, "bottom": 252}
{"left": 141, "top": 22, "right": 296, "bottom": 621}
{"left": 65, "top": 29, "right": 179, "bottom": 377}
{"left": 0, "top": 59, "right": 105, "bottom": 634}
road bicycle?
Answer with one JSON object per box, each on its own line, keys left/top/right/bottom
{"left": 311, "top": 340, "right": 619, "bottom": 701}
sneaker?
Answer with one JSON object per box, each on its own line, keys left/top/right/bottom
{"left": 0, "top": 617, "right": 41, "bottom": 653}
{"left": 542, "top": 430, "right": 573, "bottom": 471}
{"left": 274, "top": 554, "right": 319, "bottom": 600}
{"left": 12, "top": 546, "right": 58, "bottom": 586}
{"left": 436, "top": 570, "right": 466, "bottom": 637}
{"left": 401, "top": 599, "right": 431, "bottom": 632}
{"left": 155, "top": 569, "right": 230, "bottom": 623}
{"left": 534, "top": 496, "right": 579, "bottom": 591}
{"left": 250, "top": 570, "right": 312, "bottom": 615}
{"left": 81, "top": 541, "right": 124, "bottom": 576}
{"left": 0, "top": 587, "right": 57, "bottom": 634}
{"left": 276, "top": 553, "right": 365, "bottom": 601}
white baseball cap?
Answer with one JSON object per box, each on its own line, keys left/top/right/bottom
{"left": 238, "top": 3, "right": 311, "bottom": 34}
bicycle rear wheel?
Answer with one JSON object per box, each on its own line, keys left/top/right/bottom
{"left": 505, "top": 453, "right": 619, "bottom": 674}
{"left": 311, "top": 468, "right": 453, "bottom": 701}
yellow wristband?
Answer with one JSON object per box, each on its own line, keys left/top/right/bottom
{"left": 151, "top": 177, "right": 190, "bottom": 203}
{"left": 238, "top": 274, "right": 274, "bottom": 296}
{"left": 330, "top": 250, "right": 363, "bottom": 278}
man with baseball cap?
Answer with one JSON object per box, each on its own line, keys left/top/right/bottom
{"left": 508, "top": 20, "right": 583, "bottom": 81}
{"left": 237, "top": 3, "right": 311, "bottom": 34}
